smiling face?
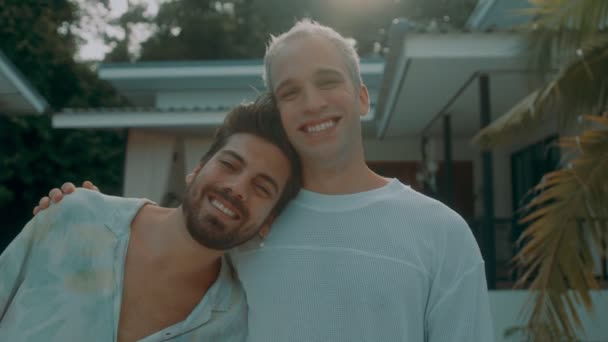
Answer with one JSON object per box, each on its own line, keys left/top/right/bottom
{"left": 182, "top": 133, "right": 291, "bottom": 250}
{"left": 271, "top": 34, "right": 369, "bottom": 166}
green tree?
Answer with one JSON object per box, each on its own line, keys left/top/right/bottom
{"left": 103, "top": 0, "right": 478, "bottom": 62}
{"left": 0, "top": 0, "right": 127, "bottom": 251}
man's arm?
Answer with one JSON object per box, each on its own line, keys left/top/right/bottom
{"left": 423, "top": 210, "right": 495, "bottom": 342}
{"left": 33, "top": 181, "right": 99, "bottom": 215}
{"left": 425, "top": 262, "right": 495, "bottom": 341}
{"left": 0, "top": 215, "right": 46, "bottom": 320}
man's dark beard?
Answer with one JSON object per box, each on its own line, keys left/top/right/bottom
{"left": 182, "top": 183, "right": 259, "bottom": 250}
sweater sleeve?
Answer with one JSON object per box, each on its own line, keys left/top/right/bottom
{"left": 425, "top": 262, "right": 495, "bottom": 341}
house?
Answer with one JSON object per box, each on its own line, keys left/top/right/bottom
{"left": 53, "top": 59, "right": 384, "bottom": 206}
{"left": 51, "top": 0, "right": 608, "bottom": 339}
{"left": 0, "top": 50, "right": 49, "bottom": 115}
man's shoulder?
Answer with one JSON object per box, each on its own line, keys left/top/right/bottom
{"left": 49, "top": 189, "right": 146, "bottom": 224}
{"left": 58, "top": 188, "right": 133, "bottom": 209}
{"left": 381, "top": 183, "right": 484, "bottom": 274}
{"left": 380, "top": 182, "right": 470, "bottom": 231}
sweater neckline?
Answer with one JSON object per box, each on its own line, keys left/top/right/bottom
{"left": 293, "top": 178, "right": 405, "bottom": 212}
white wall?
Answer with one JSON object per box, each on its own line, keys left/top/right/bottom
{"left": 163, "top": 138, "right": 186, "bottom": 207}
{"left": 123, "top": 131, "right": 215, "bottom": 205}
{"left": 489, "top": 290, "right": 608, "bottom": 342}
{"left": 123, "top": 130, "right": 175, "bottom": 203}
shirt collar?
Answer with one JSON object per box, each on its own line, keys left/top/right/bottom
{"left": 182, "top": 256, "right": 238, "bottom": 327}
{"left": 104, "top": 197, "right": 154, "bottom": 238}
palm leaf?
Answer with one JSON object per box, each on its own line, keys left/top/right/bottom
{"left": 473, "top": 43, "right": 608, "bottom": 148}
{"left": 472, "top": 0, "right": 608, "bottom": 149}
{"left": 513, "top": 115, "right": 608, "bottom": 341}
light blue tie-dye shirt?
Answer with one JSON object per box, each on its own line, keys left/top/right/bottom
{"left": 0, "top": 189, "right": 247, "bottom": 341}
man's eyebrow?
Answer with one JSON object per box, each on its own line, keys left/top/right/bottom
{"left": 219, "top": 150, "right": 280, "bottom": 194}
{"left": 315, "top": 68, "right": 344, "bottom": 79}
{"left": 274, "top": 68, "right": 345, "bottom": 94}
{"left": 219, "top": 150, "right": 245, "bottom": 164}
{"left": 274, "top": 79, "right": 295, "bottom": 95}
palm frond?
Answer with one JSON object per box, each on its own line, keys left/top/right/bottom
{"left": 513, "top": 115, "right": 608, "bottom": 340}
{"left": 473, "top": 43, "right": 608, "bottom": 149}
{"left": 524, "top": 0, "right": 608, "bottom": 71}
{"left": 524, "top": 0, "right": 608, "bottom": 35}
{"left": 472, "top": 0, "right": 608, "bottom": 149}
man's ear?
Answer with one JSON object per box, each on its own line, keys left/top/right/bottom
{"left": 358, "top": 84, "right": 370, "bottom": 117}
{"left": 185, "top": 164, "right": 202, "bottom": 185}
{"left": 259, "top": 213, "right": 276, "bottom": 239}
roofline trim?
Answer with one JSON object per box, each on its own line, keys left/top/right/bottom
{"left": 0, "top": 50, "right": 49, "bottom": 114}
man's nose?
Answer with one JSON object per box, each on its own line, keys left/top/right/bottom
{"left": 224, "top": 181, "right": 247, "bottom": 202}
{"left": 303, "top": 87, "right": 328, "bottom": 114}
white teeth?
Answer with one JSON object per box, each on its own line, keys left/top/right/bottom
{"left": 305, "top": 120, "right": 335, "bottom": 133}
{"left": 211, "top": 199, "right": 236, "bottom": 218}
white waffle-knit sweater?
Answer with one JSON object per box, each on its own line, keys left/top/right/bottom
{"left": 230, "top": 179, "right": 494, "bottom": 342}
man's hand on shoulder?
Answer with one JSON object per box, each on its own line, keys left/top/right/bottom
{"left": 32, "top": 181, "right": 100, "bottom": 216}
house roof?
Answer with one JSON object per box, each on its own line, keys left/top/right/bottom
{"left": 0, "top": 50, "right": 49, "bottom": 115}
{"left": 373, "top": 19, "right": 538, "bottom": 140}
{"left": 98, "top": 58, "right": 384, "bottom": 91}
{"left": 53, "top": 106, "right": 230, "bottom": 129}
{"left": 466, "top": 0, "right": 534, "bottom": 30}
{"left": 53, "top": 104, "right": 377, "bottom": 130}
{"left": 54, "top": 59, "right": 383, "bottom": 131}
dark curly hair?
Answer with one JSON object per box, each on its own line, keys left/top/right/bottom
{"left": 199, "top": 93, "right": 302, "bottom": 215}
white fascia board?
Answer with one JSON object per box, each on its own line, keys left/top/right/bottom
{"left": 99, "top": 61, "right": 385, "bottom": 81}
{"left": 52, "top": 110, "right": 226, "bottom": 129}
{"left": 361, "top": 62, "right": 385, "bottom": 74}
{"left": 404, "top": 33, "right": 524, "bottom": 59}
{"left": 0, "top": 52, "right": 49, "bottom": 114}
{"left": 54, "top": 109, "right": 375, "bottom": 129}
{"left": 100, "top": 65, "right": 264, "bottom": 80}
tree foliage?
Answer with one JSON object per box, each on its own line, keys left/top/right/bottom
{"left": 140, "top": 0, "right": 264, "bottom": 60}
{"left": 470, "top": 0, "right": 608, "bottom": 339}
{"left": 103, "top": 0, "right": 478, "bottom": 62}
{"left": 473, "top": 0, "right": 608, "bottom": 148}
{"left": 0, "top": 0, "right": 127, "bottom": 251}
{"left": 509, "top": 115, "right": 608, "bottom": 341}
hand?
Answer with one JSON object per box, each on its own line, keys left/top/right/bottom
{"left": 32, "top": 181, "right": 99, "bottom": 215}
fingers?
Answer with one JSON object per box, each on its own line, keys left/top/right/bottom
{"left": 49, "top": 188, "right": 63, "bottom": 203}
{"left": 33, "top": 196, "right": 51, "bottom": 216}
{"left": 82, "top": 181, "right": 99, "bottom": 192}
{"left": 35, "top": 181, "right": 93, "bottom": 217}
{"left": 34, "top": 182, "right": 83, "bottom": 216}
{"left": 61, "top": 182, "right": 76, "bottom": 194}
{"left": 39, "top": 196, "right": 50, "bottom": 208}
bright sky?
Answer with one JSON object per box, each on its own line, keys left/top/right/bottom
{"left": 77, "top": 0, "right": 162, "bottom": 61}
